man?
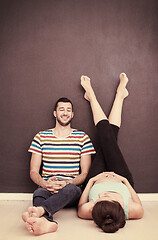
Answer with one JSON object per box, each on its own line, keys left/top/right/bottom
{"left": 22, "top": 97, "right": 95, "bottom": 235}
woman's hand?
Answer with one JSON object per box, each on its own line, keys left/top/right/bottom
{"left": 111, "top": 173, "right": 127, "bottom": 183}
{"left": 90, "top": 172, "right": 114, "bottom": 183}
{"left": 90, "top": 172, "right": 106, "bottom": 183}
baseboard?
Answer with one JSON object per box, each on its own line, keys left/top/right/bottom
{"left": 0, "top": 193, "right": 33, "bottom": 201}
{"left": 138, "top": 193, "right": 158, "bottom": 201}
{"left": 0, "top": 193, "right": 158, "bottom": 201}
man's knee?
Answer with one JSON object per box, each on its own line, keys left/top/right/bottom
{"left": 62, "top": 184, "right": 82, "bottom": 198}
{"left": 33, "top": 187, "right": 50, "bottom": 198}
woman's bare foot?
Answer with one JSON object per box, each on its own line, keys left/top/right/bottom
{"left": 81, "top": 75, "right": 96, "bottom": 101}
{"left": 119, "top": 73, "right": 128, "bottom": 86}
{"left": 26, "top": 217, "right": 58, "bottom": 236}
{"left": 117, "top": 73, "right": 129, "bottom": 99}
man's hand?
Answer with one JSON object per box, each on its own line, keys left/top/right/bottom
{"left": 45, "top": 178, "right": 68, "bottom": 194}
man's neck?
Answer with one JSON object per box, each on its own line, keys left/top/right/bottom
{"left": 53, "top": 124, "right": 72, "bottom": 138}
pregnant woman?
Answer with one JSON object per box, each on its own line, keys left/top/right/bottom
{"left": 78, "top": 74, "right": 144, "bottom": 233}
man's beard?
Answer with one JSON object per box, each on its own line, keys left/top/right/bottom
{"left": 56, "top": 116, "right": 72, "bottom": 126}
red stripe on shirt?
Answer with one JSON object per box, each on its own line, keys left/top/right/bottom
{"left": 29, "top": 148, "right": 42, "bottom": 154}
{"left": 42, "top": 152, "right": 80, "bottom": 155}
{"left": 43, "top": 169, "right": 78, "bottom": 173}
{"left": 81, "top": 150, "right": 96, "bottom": 154}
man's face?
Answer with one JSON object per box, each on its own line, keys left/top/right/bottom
{"left": 54, "top": 102, "right": 74, "bottom": 126}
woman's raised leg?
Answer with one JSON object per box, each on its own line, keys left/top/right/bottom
{"left": 81, "top": 74, "right": 134, "bottom": 186}
{"left": 81, "top": 75, "right": 108, "bottom": 126}
{"left": 106, "top": 73, "right": 129, "bottom": 141}
{"left": 81, "top": 73, "right": 129, "bottom": 127}
{"left": 108, "top": 73, "right": 129, "bottom": 127}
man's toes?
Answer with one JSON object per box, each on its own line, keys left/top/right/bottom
{"left": 32, "top": 212, "right": 38, "bottom": 217}
{"left": 28, "top": 206, "right": 38, "bottom": 217}
{"left": 25, "top": 222, "right": 33, "bottom": 232}
{"left": 27, "top": 217, "right": 36, "bottom": 224}
{"left": 22, "top": 212, "right": 29, "bottom": 222}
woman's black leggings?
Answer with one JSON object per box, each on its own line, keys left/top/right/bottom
{"left": 84, "top": 120, "right": 134, "bottom": 188}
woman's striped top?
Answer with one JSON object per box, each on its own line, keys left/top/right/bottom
{"left": 28, "top": 129, "right": 96, "bottom": 181}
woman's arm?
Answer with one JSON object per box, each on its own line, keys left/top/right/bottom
{"left": 78, "top": 178, "right": 95, "bottom": 219}
{"left": 78, "top": 179, "right": 94, "bottom": 207}
{"left": 113, "top": 173, "right": 144, "bottom": 219}
{"left": 123, "top": 178, "right": 144, "bottom": 219}
{"left": 78, "top": 172, "right": 107, "bottom": 207}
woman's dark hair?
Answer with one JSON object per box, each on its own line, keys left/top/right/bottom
{"left": 54, "top": 97, "right": 73, "bottom": 111}
{"left": 92, "top": 200, "right": 126, "bottom": 233}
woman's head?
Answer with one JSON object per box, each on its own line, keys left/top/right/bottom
{"left": 92, "top": 200, "right": 126, "bottom": 233}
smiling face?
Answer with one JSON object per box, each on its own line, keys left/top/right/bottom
{"left": 54, "top": 102, "right": 74, "bottom": 126}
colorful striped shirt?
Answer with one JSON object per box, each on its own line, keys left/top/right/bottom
{"left": 28, "top": 129, "right": 96, "bottom": 181}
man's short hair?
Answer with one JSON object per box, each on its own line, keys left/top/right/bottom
{"left": 54, "top": 97, "right": 74, "bottom": 111}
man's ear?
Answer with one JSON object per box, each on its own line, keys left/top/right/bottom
{"left": 53, "top": 111, "right": 56, "bottom": 118}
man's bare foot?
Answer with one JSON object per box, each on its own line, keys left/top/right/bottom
{"left": 22, "top": 206, "right": 45, "bottom": 222}
{"left": 26, "top": 217, "right": 58, "bottom": 236}
{"left": 81, "top": 75, "right": 96, "bottom": 101}
{"left": 28, "top": 206, "right": 45, "bottom": 218}
{"left": 117, "top": 73, "right": 129, "bottom": 99}
{"left": 22, "top": 212, "right": 29, "bottom": 222}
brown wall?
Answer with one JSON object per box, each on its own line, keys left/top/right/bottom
{"left": 0, "top": 0, "right": 158, "bottom": 193}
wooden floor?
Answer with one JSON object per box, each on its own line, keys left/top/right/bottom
{"left": 0, "top": 199, "right": 158, "bottom": 240}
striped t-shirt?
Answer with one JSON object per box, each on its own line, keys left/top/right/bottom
{"left": 28, "top": 129, "right": 96, "bottom": 181}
